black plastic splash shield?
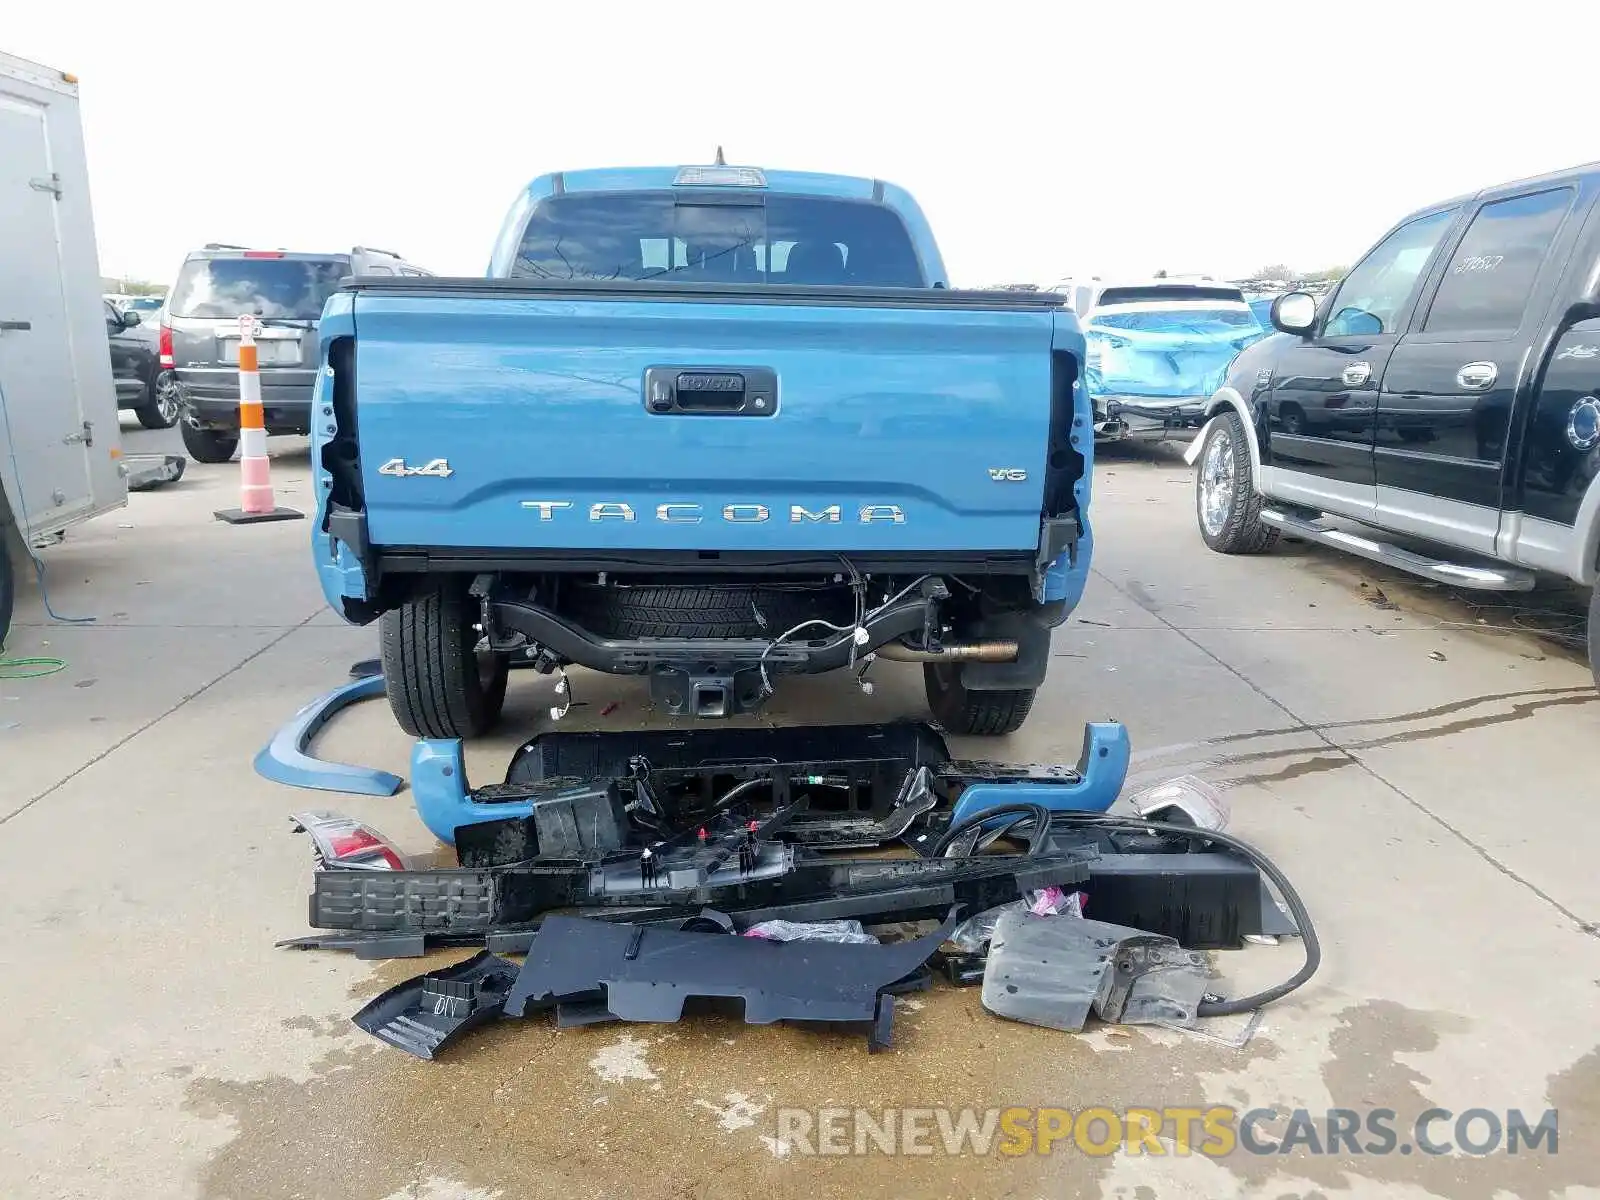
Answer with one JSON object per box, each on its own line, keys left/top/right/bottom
{"left": 351, "top": 951, "right": 519, "bottom": 1058}
{"left": 501, "top": 911, "right": 957, "bottom": 1050}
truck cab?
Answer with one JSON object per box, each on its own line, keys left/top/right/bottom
{"left": 1186, "top": 161, "right": 1600, "bottom": 682}
{"left": 312, "top": 164, "right": 1094, "bottom": 739}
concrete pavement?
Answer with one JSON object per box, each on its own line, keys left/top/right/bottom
{"left": 1, "top": 424, "right": 1596, "bottom": 1199}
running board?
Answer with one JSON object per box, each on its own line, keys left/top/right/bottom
{"left": 1259, "top": 509, "right": 1537, "bottom": 592}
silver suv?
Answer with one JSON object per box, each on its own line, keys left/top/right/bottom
{"left": 163, "top": 245, "right": 430, "bottom": 462}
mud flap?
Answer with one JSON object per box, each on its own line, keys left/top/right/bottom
{"left": 959, "top": 605, "right": 1062, "bottom": 691}
{"left": 1183, "top": 416, "right": 1219, "bottom": 466}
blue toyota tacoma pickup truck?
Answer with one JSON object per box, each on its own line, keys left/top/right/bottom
{"left": 311, "top": 163, "right": 1094, "bottom": 739}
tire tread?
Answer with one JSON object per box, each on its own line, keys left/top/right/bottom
{"left": 568, "top": 584, "right": 849, "bottom": 639}
{"left": 381, "top": 585, "right": 506, "bottom": 738}
{"left": 180, "top": 423, "right": 238, "bottom": 464}
{"left": 1197, "top": 410, "right": 1281, "bottom": 555}
{"left": 924, "top": 663, "right": 1036, "bottom": 736}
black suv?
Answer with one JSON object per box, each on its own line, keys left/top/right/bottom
{"left": 1187, "top": 161, "right": 1600, "bottom": 682}
{"left": 105, "top": 300, "right": 179, "bottom": 429}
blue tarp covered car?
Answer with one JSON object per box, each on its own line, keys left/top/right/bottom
{"left": 1085, "top": 284, "right": 1270, "bottom": 443}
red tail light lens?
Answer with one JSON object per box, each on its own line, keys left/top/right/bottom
{"left": 292, "top": 811, "right": 410, "bottom": 871}
{"left": 242, "top": 250, "right": 285, "bottom": 258}
{"left": 158, "top": 322, "right": 173, "bottom": 368}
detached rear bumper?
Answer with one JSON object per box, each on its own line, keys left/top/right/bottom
{"left": 1092, "top": 395, "right": 1207, "bottom": 443}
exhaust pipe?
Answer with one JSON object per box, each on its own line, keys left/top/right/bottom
{"left": 876, "top": 639, "right": 1018, "bottom": 663}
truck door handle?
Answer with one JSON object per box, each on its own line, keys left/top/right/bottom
{"left": 643, "top": 366, "right": 778, "bottom": 416}
{"left": 0, "top": 320, "right": 33, "bottom": 332}
{"left": 1456, "top": 361, "right": 1498, "bottom": 390}
{"left": 1341, "top": 361, "right": 1371, "bottom": 386}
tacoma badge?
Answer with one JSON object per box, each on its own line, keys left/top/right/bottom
{"left": 519, "top": 500, "right": 906, "bottom": 524}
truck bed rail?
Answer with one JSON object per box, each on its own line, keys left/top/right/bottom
{"left": 339, "top": 275, "right": 1068, "bottom": 312}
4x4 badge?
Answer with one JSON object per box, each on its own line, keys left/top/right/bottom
{"left": 378, "top": 457, "right": 453, "bottom": 479}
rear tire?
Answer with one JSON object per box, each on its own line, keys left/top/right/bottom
{"left": 180, "top": 422, "right": 238, "bottom": 464}
{"left": 1195, "top": 409, "right": 1280, "bottom": 554}
{"left": 380, "top": 583, "right": 509, "bottom": 738}
{"left": 567, "top": 583, "right": 852, "bottom": 639}
{"left": 924, "top": 662, "right": 1036, "bottom": 736}
{"left": 134, "top": 371, "right": 180, "bottom": 429}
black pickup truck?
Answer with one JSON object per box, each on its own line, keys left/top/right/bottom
{"left": 1187, "top": 161, "right": 1600, "bottom": 682}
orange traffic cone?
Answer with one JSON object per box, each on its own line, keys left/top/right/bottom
{"left": 214, "top": 315, "right": 303, "bottom": 525}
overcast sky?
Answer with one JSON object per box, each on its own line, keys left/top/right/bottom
{"left": 10, "top": 1, "right": 1595, "bottom": 287}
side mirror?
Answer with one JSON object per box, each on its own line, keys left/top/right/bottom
{"left": 121, "top": 309, "right": 143, "bottom": 327}
{"left": 1271, "top": 291, "right": 1318, "bottom": 336}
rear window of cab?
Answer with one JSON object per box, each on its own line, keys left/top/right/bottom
{"left": 511, "top": 191, "right": 926, "bottom": 287}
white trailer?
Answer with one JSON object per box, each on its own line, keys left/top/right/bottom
{"left": 0, "top": 51, "right": 127, "bottom": 644}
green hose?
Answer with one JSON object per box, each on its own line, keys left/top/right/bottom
{"left": 0, "top": 655, "right": 66, "bottom": 680}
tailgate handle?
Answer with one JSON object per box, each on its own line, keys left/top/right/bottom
{"left": 644, "top": 366, "right": 777, "bottom": 416}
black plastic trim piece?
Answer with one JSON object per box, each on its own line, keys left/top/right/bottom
{"left": 340, "top": 275, "right": 1067, "bottom": 311}
{"left": 320, "top": 336, "right": 363, "bottom": 520}
{"left": 326, "top": 507, "right": 370, "bottom": 563}
{"left": 351, "top": 951, "right": 517, "bottom": 1058}
{"left": 1036, "top": 517, "right": 1079, "bottom": 572}
{"left": 304, "top": 851, "right": 1094, "bottom": 938}
{"left": 1042, "top": 349, "right": 1085, "bottom": 519}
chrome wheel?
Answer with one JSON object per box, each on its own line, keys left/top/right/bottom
{"left": 1198, "top": 427, "right": 1235, "bottom": 537}
{"left": 154, "top": 372, "right": 181, "bottom": 425}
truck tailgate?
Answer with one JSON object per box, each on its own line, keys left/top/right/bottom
{"left": 346, "top": 282, "right": 1067, "bottom": 553}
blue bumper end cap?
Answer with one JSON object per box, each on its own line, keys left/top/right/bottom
{"left": 948, "top": 721, "right": 1129, "bottom": 825}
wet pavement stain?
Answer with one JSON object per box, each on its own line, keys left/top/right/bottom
{"left": 281, "top": 1014, "right": 351, "bottom": 1038}
{"left": 1343, "top": 691, "right": 1597, "bottom": 752}
{"left": 186, "top": 977, "right": 1279, "bottom": 1200}
{"left": 1216, "top": 754, "right": 1353, "bottom": 790}
{"left": 1125, "top": 581, "right": 1162, "bottom": 613}
{"left": 1215, "top": 1000, "right": 1600, "bottom": 1199}
{"left": 1126, "top": 686, "right": 1598, "bottom": 792}
{"left": 1132, "top": 684, "right": 1593, "bottom": 761}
